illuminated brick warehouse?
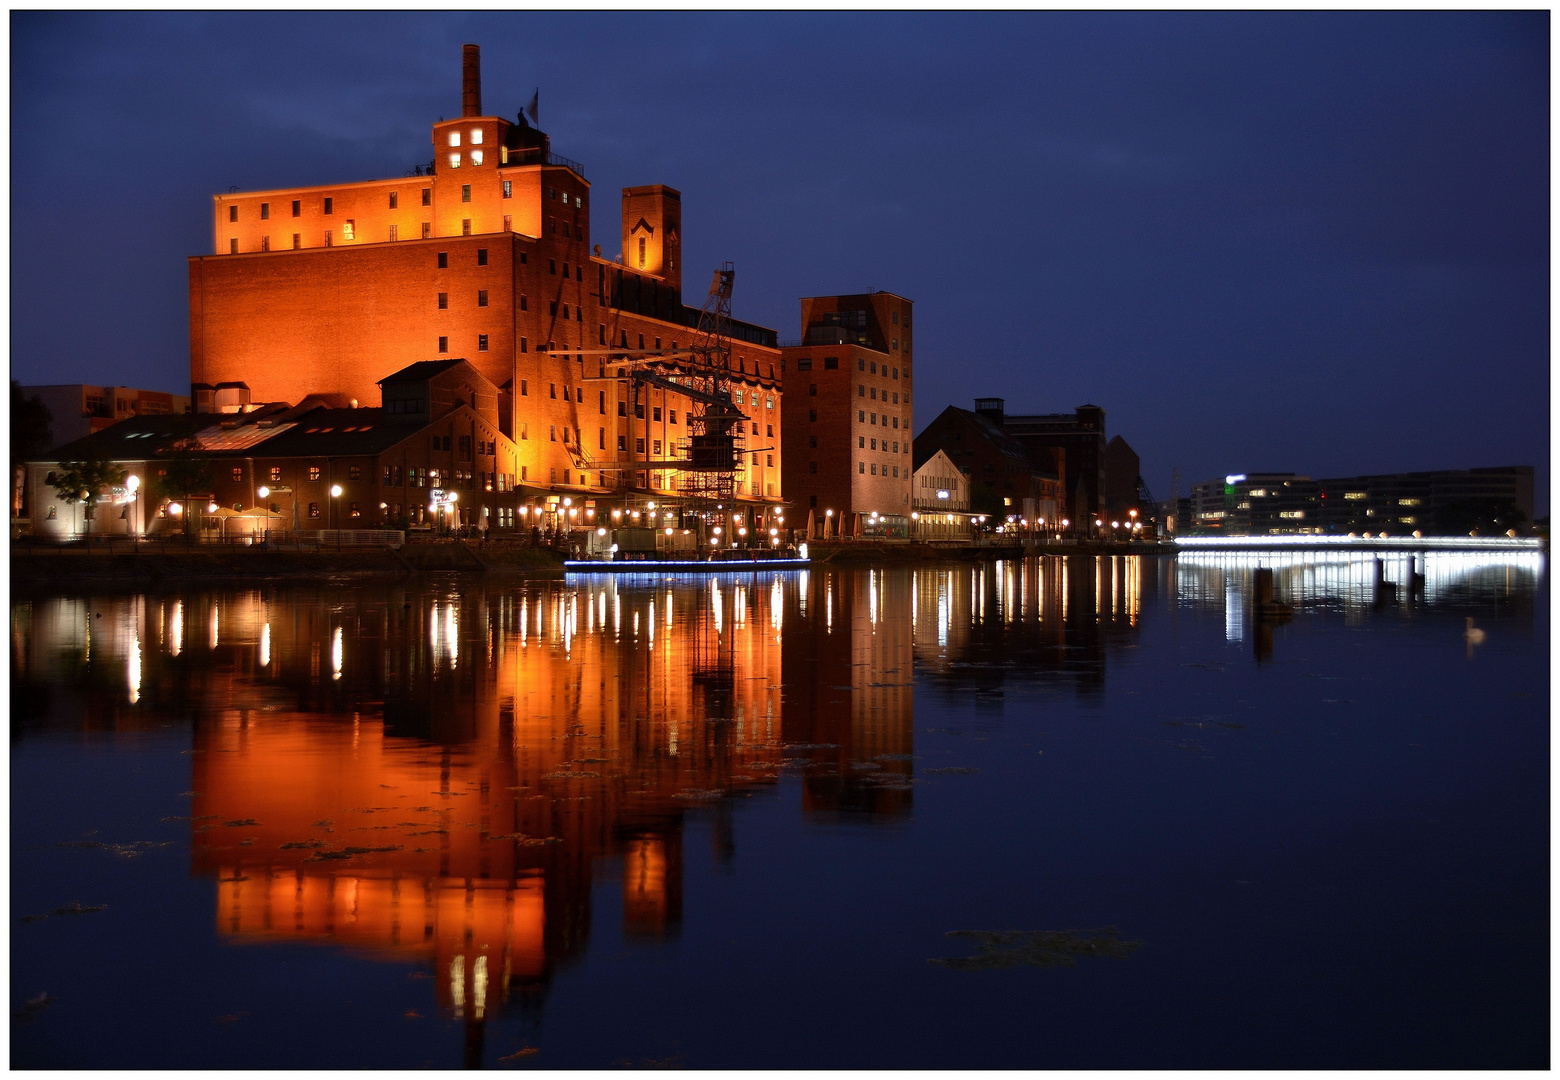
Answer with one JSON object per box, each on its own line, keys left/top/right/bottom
{"left": 780, "top": 292, "right": 914, "bottom": 539}
{"left": 189, "top": 44, "right": 785, "bottom": 530}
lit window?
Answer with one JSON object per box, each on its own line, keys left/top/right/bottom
{"left": 503, "top": 180, "right": 512, "bottom": 198}
{"left": 342, "top": 220, "right": 354, "bottom": 240}
{"left": 448, "top": 131, "right": 461, "bottom": 147}
{"left": 470, "top": 150, "right": 483, "bottom": 166}
{"left": 470, "top": 128, "right": 483, "bottom": 145}
{"left": 448, "top": 153, "right": 461, "bottom": 169}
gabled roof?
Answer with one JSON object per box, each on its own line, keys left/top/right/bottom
{"left": 241, "top": 408, "right": 406, "bottom": 457}
{"left": 39, "top": 414, "right": 204, "bottom": 462}
{"left": 915, "top": 406, "right": 1057, "bottom": 478}
{"left": 379, "top": 359, "right": 469, "bottom": 386}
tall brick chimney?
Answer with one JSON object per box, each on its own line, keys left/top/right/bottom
{"left": 462, "top": 44, "right": 481, "bottom": 117}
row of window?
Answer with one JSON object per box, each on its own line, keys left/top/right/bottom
{"left": 858, "top": 410, "right": 906, "bottom": 430}
{"left": 859, "top": 462, "right": 905, "bottom": 478}
{"left": 858, "top": 384, "right": 905, "bottom": 404}
{"left": 858, "top": 437, "right": 904, "bottom": 454}
{"left": 437, "top": 336, "right": 488, "bottom": 352}
{"left": 228, "top": 190, "right": 436, "bottom": 223}
{"left": 858, "top": 358, "right": 905, "bottom": 379}
{"left": 438, "top": 290, "right": 489, "bottom": 309}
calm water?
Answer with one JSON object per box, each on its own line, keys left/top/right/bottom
{"left": 11, "top": 553, "right": 1548, "bottom": 1069}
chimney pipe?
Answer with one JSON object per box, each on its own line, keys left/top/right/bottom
{"left": 462, "top": 44, "right": 481, "bottom": 118}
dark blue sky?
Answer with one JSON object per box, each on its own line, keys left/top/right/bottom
{"left": 11, "top": 12, "right": 1549, "bottom": 509}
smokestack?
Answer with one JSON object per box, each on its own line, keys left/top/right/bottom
{"left": 462, "top": 44, "right": 481, "bottom": 117}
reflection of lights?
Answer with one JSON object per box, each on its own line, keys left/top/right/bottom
{"left": 210, "top": 605, "right": 220, "bottom": 650}
{"left": 127, "top": 632, "right": 141, "bottom": 705}
{"left": 451, "top": 955, "right": 465, "bottom": 1019}
{"left": 170, "top": 601, "right": 183, "bottom": 657}
{"left": 332, "top": 626, "right": 343, "bottom": 680}
{"left": 473, "top": 955, "right": 488, "bottom": 1021}
{"left": 260, "top": 621, "right": 270, "bottom": 668}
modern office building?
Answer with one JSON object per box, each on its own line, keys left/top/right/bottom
{"left": 779, "top": 291, "right": 914, "bottom": 538}
{"left": 1189, "top": 466, "right": 1536, "bottom": 536}
{"left": 187, "top": 44, "right": 783, "bottom": 514}
{"left": 21, "top": 384, "right": 192, "bottom": 451}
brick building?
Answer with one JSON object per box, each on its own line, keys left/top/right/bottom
{"left": 780, "top": 291, "right": 913, "bottom": 538}
{"left": 975, "top": 399, "right": 1106, "bottom": 525}
{"left": 188, "top": 44, "right": 782, "bottom": 517}
{"left": 19, "top": 360, "right": 609, "bottom": 540}
{"left": 913, "top": 404, "right": 1062, "bottom": 528}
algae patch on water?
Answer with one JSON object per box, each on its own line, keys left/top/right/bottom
{"left": 929, "top": 927, "right": 1141, "bottom": 970}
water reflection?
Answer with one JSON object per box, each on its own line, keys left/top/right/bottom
{"left": 9, "top": 550, "right": 1541, "bottom": 1061}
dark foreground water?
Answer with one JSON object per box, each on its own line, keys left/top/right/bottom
{"left": 11, "top": 553, "right": 1548, "bottom": 1069}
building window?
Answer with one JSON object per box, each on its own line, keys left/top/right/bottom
{"left": 449, "top": 153, "right": 461, "bottom": 169}
{"left": 260, "top": 236, "right": 269, "bottom": 251}
{"left": 669, "top": 410, "right": 678, "bottom": 424}
{"left": 809, "top": 462, "right": 818, "bottom": 474}
{"left": 859, "top": 410, "right": 865, "bottom": 422}
{"left": 308, "top": 466, "right": 321, "bottom": 482}
{"left": 388, "top": 191, "right": 398, "bottom": 210}
{"left": 618, "top": 435, "right": 627, "bottom": 451}
{"left": 520, "top": 337, "right": 527, "bottom": 353}
{"left": 323, "top": 198, "right": 333, "bottom": 215}
{"left": 260, "top": 202, "right": 271, "bottom": 220}
{"left": 859, "top": 385, "right": 865, "bottom": 397}
{"left": 477, "top": 290, "right": 488, "bottom": 307}
{"left": 796, "top": 357, "right": 812, "bottom": 371}
{"left": 462, "top": 184, "right": 471, "bottom": 203}
{"left": 230, "top": 467, "right": 243, "bottom": 482}
{"left": 349, "top": 502, "right": 361, "bottom": 518}
{"left": 292, "top": 200, "right": 301, "bottom": 217}
{"left": 323, "top": 230, "right": 331, "bottom": 247}
{"left": 809, "top": 410, "right": 817, "bottom": 422}
{"left": 470, "top": 150, "right": 483, "bottom": 166}
{"left": 859, "top": 437, "right": 865, "bottom": 448}
{"left": 229, "top": 239, "right": 238, "bottom": 254}
{"left": 462, "top": 219, "right": 471, "bottom": 236}
{"left": 309, "top": 502, "right": 320, "bottom": 518}
{"left": 269, "top": 466, "right": 282, "bottom": 482}
{"left": 503, "top": 215, "right": 511, "bottom": 231}
{"left": 478, "top": 334, "right": 488, "bottom": 351}
{"left": 228, "top": 205, "right": 238, "bottom": 223}
{"left": 503, "top": 180, "right": 512, "bottom": 199}
{"left": 636, "top": 438, "right": 646, "bottom": 454}
{"left": 859, "top": 462, "right": 865, "bottom": 474}
{"left": 388, "top": 224, "right": 398, "bottom": 241}
{"left": 421, "top": 222, "right": 431, "bottom": 239}
{"left": 292, "top": 234, "right": 300, "bottom": 249}
{"left": 341, "top": 220, "right": 355, "bottom": 241}
{"left": 824, "top": 357, "right": 838, "bottom": 369}
{"left": 438, "top": 336, "right": 448, "bottom": 353}
{"left": 550, "top": 426, "right": 556, "bottom": 442}
{"left": 477, "top": 248, "right": 488, "bottom": 265}
{"left": 438, "top": 251, "right": 448, "bottom": 268}
{"left": 422, "top": 188, "right": 431, "bottom": 206}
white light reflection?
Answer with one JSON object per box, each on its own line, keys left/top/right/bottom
{"left": 260, "top": 622, "right": 270, "bottom": 668}
{"left": 473, "top": 954, "right": 488, "bottom": 1020}
{"left": 170, "top": 601, "right": 183, "bottom": 657}
{"left": 332, "top": 626, "right": 343, "bottom": 680}
{"left": 127, "top": 632, "right": 141, "bottom": 704}
{"left": 209, "top": 605, "right": 219, "bottom": 650}
{"left": 712, "top": 579, "right": 724, "bottom": 634}
{"left": 770, "top": 578, "right": 783, "bottom": 632}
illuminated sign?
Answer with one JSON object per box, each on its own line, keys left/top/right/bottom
{"left": 1225, "top": 474, "right": 1246, "bottom": 485}
{"left": 936, "top": 490, "right": 950, "bottom": 500}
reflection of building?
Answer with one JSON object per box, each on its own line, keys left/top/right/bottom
{"left": 10, "top": 571, "right": 913, "bottom": 1051}
{"left": 780, "top": 292, "right": 915, "bottom": 537}
{"left": 781, "top": 568, "right": 915, "bottom": 816}
{"left": 910, "top": 557, "right": 1150, "bottom": 700}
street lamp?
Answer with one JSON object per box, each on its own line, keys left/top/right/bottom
{"left": 330, "top": 484, "right": 343, "bottom": 530}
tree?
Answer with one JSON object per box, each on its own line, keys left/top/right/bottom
{"left": 151, "top": 439, "right": 216, "bottom": 536}
{"left": 11, "top": 382, "right": 52, "bottom": 520}
{"left": 49, "top": 457, "right": 126, "bottom": 538}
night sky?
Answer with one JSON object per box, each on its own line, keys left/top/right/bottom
{"left": 11, "top": 12, "right": 1549, "bottom": 510}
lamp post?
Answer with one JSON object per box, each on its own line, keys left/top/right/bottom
{"left": 125, "top": 474, "right": 140, "bottom": 539}
{"left": 330, "top": 484, "right": 343, "bottom": 530}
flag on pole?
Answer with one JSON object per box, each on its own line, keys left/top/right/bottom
{"left": 526, "top": 89, "right": 539, "bottom": 125}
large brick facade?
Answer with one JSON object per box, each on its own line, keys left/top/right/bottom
{"left": 190, "top": 45, "right": 781, "bottom": 512}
